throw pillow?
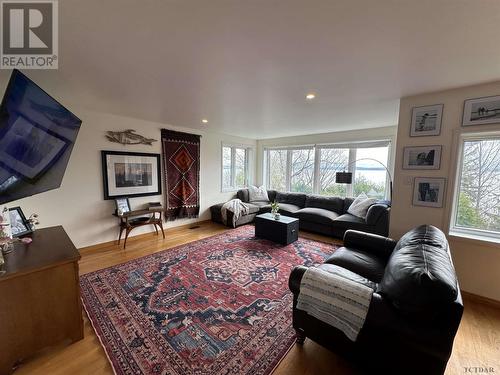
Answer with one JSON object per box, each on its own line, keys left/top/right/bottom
{"left": 347, "top": 193, "right": 377, "bottom": 219}
{"left": 248, "top": 185, "right": 270, "bottom": 202}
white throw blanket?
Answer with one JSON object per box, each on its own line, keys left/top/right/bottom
{"left": 296, "top": 264, "right": 374, "bottom": 341}
{"left": 221, "top": 199, "right": 250, "bottom": 227}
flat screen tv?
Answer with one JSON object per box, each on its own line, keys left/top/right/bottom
{"left": 0, "top": 69, "right": 82, "bottom": 205}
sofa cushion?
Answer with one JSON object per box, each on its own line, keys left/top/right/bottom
{"left": 347, "top": 193, "right": 377, "bottom": 219}
{"left": 275, "top": 192, "right": 306, "bottom": 208}
{"left": 237, "top": 189, "right": 250, "bottom": 203}
{"left": 377, "top": 225, "right": 458, "bottom": 314}
{"left": 248, "top": 185, "right": 270, "bottom": 202}
{"left": 276, "top": 203, "right": 301, "bottom": 215}
{"left": 325, "top": 247, "right": 387, "bottom": 283}
{"left": 295, "top": 207, "right": 339, "bottom": 226}
{"left": 333, "top": 213, "right": 366, "bottom": 228}
{"left": 343, "top": 197, "right": 355, "bottom": 214}
{"left": 305, "top": 195, "right": 344, "bottom": 215}
{"left": 245, "top": 203, "right": 261, "bottom": 214}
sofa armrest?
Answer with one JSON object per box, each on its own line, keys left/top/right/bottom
{"left": 289, "top": 265, "right": 308, "bottom": 294}
{"left": 343, "top": 230, "right": 397, "bottom": 260}
{"left": 366, "top": 204, "right": 389, "bottom": 226}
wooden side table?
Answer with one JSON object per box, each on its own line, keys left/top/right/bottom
{"left": 0, "top": 226, "right": 83, "bottom": 374}
{"left": 114, "top": 208, "right": 165, "bottom": 249}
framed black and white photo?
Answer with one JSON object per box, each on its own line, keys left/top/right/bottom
{"left": 8, "top": 206, "right": 32, "bottom": 237}
{"left": 410, "top": 104, "right": 443, "bottom": 137}
{"left": 115, "top": 197, "right": 131, "bottom": 215}
{"left": 403, "top": 145, "right": 442, "bottom": 170}
{"left": 412, "top": 177, "right": 446, "bottom": 208}
{"left": 0, "top": 115, "right": 70, "bottom": 181}
{"left": 101, "top": 151, "right": 162, "bottom": 200}
{"left": 462, "top": 95, "right": 500, "bottom": 126}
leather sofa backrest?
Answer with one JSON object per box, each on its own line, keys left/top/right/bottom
{"left": 275, "top": 192, "right": 307, "bottom": 208}
{"left": 377, "top": 225, "right": 458, "bottom": 315}
{"left": 305, "top": 195, "right": 344, "bottom": 215}
{"left": 267, "top": 190, "right": 277, "bottom": 203}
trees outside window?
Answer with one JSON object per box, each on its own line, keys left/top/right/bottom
{"left": 222, "top": 145, "right": 250, "bottom": 191}
{"left": 452, "top": 136, "right": 500, "bottom": 239}
{"left": 266, "top": 142, "right": 390, "bottom": 198}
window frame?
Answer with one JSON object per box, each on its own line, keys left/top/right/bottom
{"left": 264, "top": 139, "right": 392, "bottom": 198}
{"left": 449, "top": 131, "right": 500, "bottom": 244}
{"left": 221, "top": 143, "right": 251, "bottom": 192}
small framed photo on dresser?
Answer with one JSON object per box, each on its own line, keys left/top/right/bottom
{"left": 8, "top": 206, "right": 33, "bottom": 237}
{"left": 410, "top": 104, "right": 443, "bottom": 137}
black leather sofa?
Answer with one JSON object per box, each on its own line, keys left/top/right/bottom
{"left": 289, "top": 225, "right": 463, "bottom": 374}
{"left": 210, "top": 188, "right": 390, "bottom": 238}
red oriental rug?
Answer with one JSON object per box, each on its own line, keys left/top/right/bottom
{"left": 161, "top": 129, "right": 200, "bottom": 220}
{"left": 80, "top": 226, "right": 337, "bottom": 375}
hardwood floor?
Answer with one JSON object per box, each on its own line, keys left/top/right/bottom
{"left": 13, "top": 222, "right": 500, "bottom": 375}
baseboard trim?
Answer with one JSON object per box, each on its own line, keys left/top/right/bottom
{"left": 78, "top": 219, "right": 214, "bottom": 252}
{"left": 461, "top": 291, "right": 500, "bottom": 309}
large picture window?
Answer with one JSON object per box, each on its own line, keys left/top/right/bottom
{"left": 222, "top": 145, "right": 250, "bottom": 191}
{"left": 265, "top": 141, "right": 391, "bottom": 198}
{"left": 450, "top": 133, "right": 500, "bottom": 242}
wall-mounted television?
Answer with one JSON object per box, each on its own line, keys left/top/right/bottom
{"left": 0, "top": 69, "right": 82, "bottom": 205}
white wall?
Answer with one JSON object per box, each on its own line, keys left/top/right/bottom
{"left": 391, "top": 81, "right": 500, "bottom": 301}
{"left": 255, "top": 126, "right": 398, "bottom": 186}
{"left": 6, "top": 110, "right": 256, "bottom": 248}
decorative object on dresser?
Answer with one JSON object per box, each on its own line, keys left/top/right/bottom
{"left": 161, "top": 129, "right": 200, "bottom": 220}
{"left": 289, "top": 225, "right": 463, "bottom": 374}
{"left": 147, "top": 201, "right": 163, "bottom": 210}
{"left": 105, "top": 129, "right": 157, "bottom": 145}
{"left": 0, "top": 226, "right": 84, "bottom": 375}
{"left": 403, "top": 145, "right": 442, "bottom": 170}
{"left": 462, "top": 95, "right": 500, "bottom": 126}
{"left": 101, "top": 150, "right": 162, "bottom": 199}
{"left": 80, "top": 225, "right": 336, "bottom": 375}
{"left": 8, "top": 206, "right": 32, "bottom": 237}
{"left": 114, "top": 207, "right": 165, "bottom": 249}
{"left": 412, "top": 177, "right": 446, "bottom": 208}
{"left": 410, "top": 104, "right": 443, "bottom": 137}
{"left": 255, "top": 212, "right": 299, "bottom": 245}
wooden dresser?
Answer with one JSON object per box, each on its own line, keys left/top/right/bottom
{"left": 0, "top": 226, "right": 84, "bottom": 374}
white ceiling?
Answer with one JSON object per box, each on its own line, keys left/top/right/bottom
{"left": 2, "top": 0, "right": 500, "bottom": 139}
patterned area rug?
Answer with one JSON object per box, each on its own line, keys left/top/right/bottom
{"left": 80, "top": 226, "right": 336, "bottom": 375}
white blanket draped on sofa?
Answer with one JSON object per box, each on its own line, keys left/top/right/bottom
{"left": 221, "top": 199, "right": 250, "bottom": 227}
{"left": 296, "top": 264, "right": 375, "bottom": 341}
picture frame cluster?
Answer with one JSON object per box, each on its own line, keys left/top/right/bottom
{"left": 408, "top": 94, "right": 500, "bottom": 208}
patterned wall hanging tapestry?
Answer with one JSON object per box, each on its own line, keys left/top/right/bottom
{"left": 161, "top": 129, "right": 200, "bottom": 220}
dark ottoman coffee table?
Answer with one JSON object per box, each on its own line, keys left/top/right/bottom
{"left": 255, "top": 213, "right": 299, "bottom": 245}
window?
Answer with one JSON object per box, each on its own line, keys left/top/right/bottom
{"left": 265, "top": 141, "right": 391, "bottom": 197}
{"left": 450, "top": 133, "right": 500, "bottom": 242}
{"left": 222, "top": 145, "right": 250, "bottom": 191}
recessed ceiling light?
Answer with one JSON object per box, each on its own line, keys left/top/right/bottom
{"left": 305, "top": 93, "right": 316, "bottom": 100}
{"left": 201, "top": 118, "right": 208, "bottom": 124}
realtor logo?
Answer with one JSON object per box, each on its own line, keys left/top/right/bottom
{"left": 1, "top": 0, "right": 58, "bottom": 69}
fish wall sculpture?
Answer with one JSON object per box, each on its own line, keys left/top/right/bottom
{"left": 106, "top": 129, "right": 157, "bottom": 145}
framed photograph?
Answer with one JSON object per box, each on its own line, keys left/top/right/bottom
{"left": 115, "top": 197, "right": 131, "bottom": 215}
{"left": 412, "top": 177, "right": 446, "bottom": 208}
{"left": 462, "top": 95, "right": 500, "bottom": 126}
{"left": 410, "top": 104, "right": 443, "bottom": 137}
{"left": 102, "top": 151, "right": 162, "bottom": 200}
{"left": 403, "top": 145, "right": 442, "bottom": 170}
{"left": 0, "top": 114, "right": 70, "bottom": 182}
{"left": 8, "top": 206, "right": 33, "bottom": 237}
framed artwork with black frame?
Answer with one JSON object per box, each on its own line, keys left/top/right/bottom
{"left": 8, "top": 206, "right": 33, "bottom": 237}
{"left": 412, "top": 177, "right": 446, "bottom": 208}
{"left": 101, "top": 151, "right": 162, "bottom": 200}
